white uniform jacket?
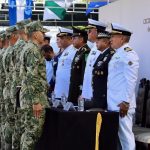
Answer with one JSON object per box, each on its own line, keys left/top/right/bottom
{"left": 107, "top": 43, "right": 139, "bottom": 111}
{"left": 82, "top": 42, "right": 101, "bottom": 99}
{"left": 54, "top": 44, "right": 76, "bottom": 98}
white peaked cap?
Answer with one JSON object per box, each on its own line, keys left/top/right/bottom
{"left": 111, "top": 23, "right": 132, "bottom": 36}
{"left": 88, "top": 18, "right": 107, "bottom": 32}
{"left": 59, "top": 27, "right": 73, "bottom": 34}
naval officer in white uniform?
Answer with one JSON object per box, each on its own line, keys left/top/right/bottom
{"left": 107, "top": 23, "right": 139, "bottom": 150}
{"left": 54, "top": 27, "right": 76, "bottom": 99}
{"left": 82, "top": 19, "right": 107, "bottom": 100}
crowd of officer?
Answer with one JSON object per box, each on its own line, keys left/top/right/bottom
{"left": 0, "top": 18, "right": 139, "bottom": 150}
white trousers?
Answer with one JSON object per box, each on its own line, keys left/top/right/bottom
{"left": 118, "top": 108, "right": 135, "bottom": 150}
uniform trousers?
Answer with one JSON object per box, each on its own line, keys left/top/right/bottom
{"left": 20, "top": 109, "right": 45, "bottom": 150}
{"left": 118, "top": 108, "right": 135, "bottom": 150}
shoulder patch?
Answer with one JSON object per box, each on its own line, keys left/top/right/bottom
{"left": 124, "top": 47, "right": 132, "bottom": 52}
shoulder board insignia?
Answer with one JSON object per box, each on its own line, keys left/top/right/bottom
{"left": 124, "top": 47, "right": 132, "bottom": 52}
{"left": 110, "top": 50, "right": 115, "bottom": 54}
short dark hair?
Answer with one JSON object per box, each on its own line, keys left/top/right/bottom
{"left": 44, "top": 37, "right": 50, "bottom": 43}
{"left": 41, "top": 44, "right": 53, "bottom": 53}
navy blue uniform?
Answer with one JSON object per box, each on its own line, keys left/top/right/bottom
{"left": 92, "top": 48, "right": 115, "bottom": 109}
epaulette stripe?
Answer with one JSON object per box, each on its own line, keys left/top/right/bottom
{"left": 124, "top": 47, "right": 132, "bottom": 52}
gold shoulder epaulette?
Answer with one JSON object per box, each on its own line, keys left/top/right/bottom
{"left": 110, "top": 50, "right": 115, "bottom": 54}
{"left": 124, "top": 47, "right": 132, "bottom": 52}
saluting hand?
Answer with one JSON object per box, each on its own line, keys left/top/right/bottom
{"left": 33, "top": 103, "right": 43, "bottom": 119}
{"left": 117, "top": 102, "right": 129, "bottom": 118}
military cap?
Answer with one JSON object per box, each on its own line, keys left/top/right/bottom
{"left": 111, "top": 23, "right": 132, "bottom": 36}
{"left": 97, "top": 31, "right": 110, "bottom": 39}
{"left": 72, "top": 26, "right": 88, "bottom": 37}
{"left": 6, "top": 25, "right": 18, "bottom": 36}
{"left": 87, "top": 19, "right": 107, "bottom": 32}
{"left": 17, "top": 19, "right": 31, "bottom": 30}
{"left": 57, "top": 27, "right": 73, "bottom": 37}
{"left": 25, "top": 21, "right": 49, "bottom": 34}
{"left": 0, "top": 31, "right": 10, "bottom": 40}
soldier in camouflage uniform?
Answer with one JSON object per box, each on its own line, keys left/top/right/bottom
{"left": 19, "top": 21, "right": 49, "bottom": 150}
{"left": 11, "top": 19, "right": 31, "bottom": 150}
{"left": 0, "top": 30, "right": 5, "bottom": 150}
{"left": 2, "top": 26, "right": 19, "bottom": 150}
{"left": 0, "top": 31, "right": 10, "bottom": 150}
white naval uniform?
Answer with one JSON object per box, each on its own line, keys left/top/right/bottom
{"left": 82, "top": 42, "right": 101, "bottom": 100}
{"left": 87, "top": 40, "right": 95, "bottom": 50}
{"left": 54, "top": 44, "right": 76, "bottom": 98}
{"left": 107, "top": 43, "right": 139, "bottom": 150}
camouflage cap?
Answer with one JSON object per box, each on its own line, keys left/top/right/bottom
{"left": 17, "top": 19, "right": 32, "bottom": 30}
{"left": 6, "top": 25, "right": 18, "bottom": 36}
{"left": 25, "top": 21, "right": 49, "bottom": 34}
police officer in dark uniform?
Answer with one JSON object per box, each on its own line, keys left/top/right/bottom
{"left": 92, "top": 31, "right": 115, "bottom": 109}
{"left": 68, "top": 26, "right": 91, "bottom": 105}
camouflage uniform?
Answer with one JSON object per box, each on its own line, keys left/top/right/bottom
{"left": 11, "top": 39, "right": 27, "bottom": 150}
{"left": 0, "top": 47, "right": 7, "bottom": 150}
{"left": 19, "top": 21, "right": 49, "bottom": 150}
{"left": 0, "top": 31, "right": 5, "bottom": 150}
{"left": 2, "top": 26, "right": 18, "bottom": 150}
{"left": 2, "top": 45, "right": 15, "bottom": 150}
{"left": 12, "top": 19, "right": 31, "bottom": 150}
